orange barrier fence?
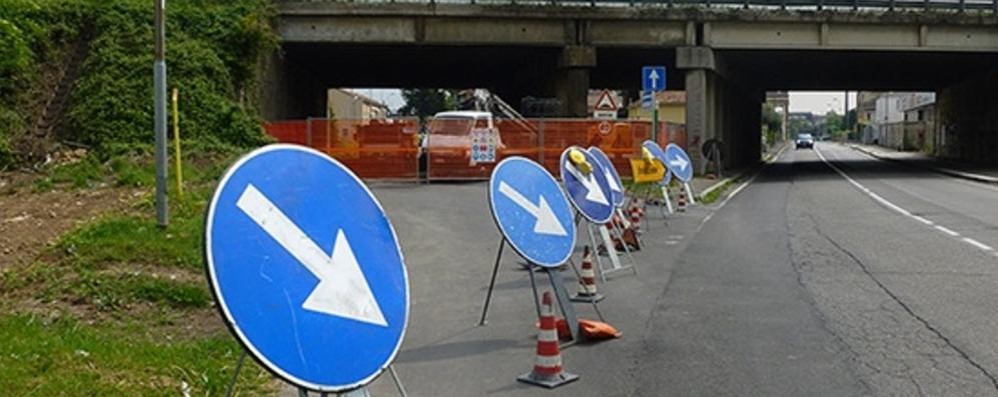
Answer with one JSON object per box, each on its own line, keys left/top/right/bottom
{"left": 265, "top": 118, "right": 420, "bottom": 180}
{"left": 263, "top": 118, "right": 686, "bottom": 181}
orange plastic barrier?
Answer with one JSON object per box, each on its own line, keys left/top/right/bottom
{"left": 265, "top": 118, "right": 420, "bottom": 180}
{"left": 263, "top": 120, "right": 308, "bottom": 145}
{"left": 264, "top": 117, "right": 687, "bottom": 181}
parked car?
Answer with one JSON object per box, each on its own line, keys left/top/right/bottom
{"left": 796, "top": 133, "right": 814, "bottom": 149}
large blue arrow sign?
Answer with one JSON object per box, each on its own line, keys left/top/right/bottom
{"left": 665, "top": 143, "right": 694, "bottom": 182}
{"left": 561, "top": 147, "right": 614, "bottom": 223}
{"left": 205, "top": 144, "right": 409, "bottom": 393}
{"left": 587, "top": 146, "right": 625, "bottom": 208}
{"left": 489, "top": 157, "right": 575, "bottom": 268}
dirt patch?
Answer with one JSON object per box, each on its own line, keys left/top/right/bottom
{"left": 0, "top": 181, "right": 142, "bottom": 269}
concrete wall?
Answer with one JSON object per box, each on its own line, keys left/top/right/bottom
{"left": 935, "top": 69, "right": 998, "bottom": 163}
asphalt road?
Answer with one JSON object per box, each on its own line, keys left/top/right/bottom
{"left": 282, "top": 142, "right": 998, "bottom": 396}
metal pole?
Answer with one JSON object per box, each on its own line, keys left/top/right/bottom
{"left": 388, "top": 365, "right": 409, "bottom": 397}
{"left": 171, "top": 88, "right": 183, "bottom": 198}
{"left": 651, "top": 94, "right": 660, "bottom": 143}
{"left": 478, "top": 239, "right": 505, "bottom": 326}
{"left": 224, "top": 351, "right": 247, "bottom": 397}
{"left": 154, "top": 0, "right": 168, "bottom": 227}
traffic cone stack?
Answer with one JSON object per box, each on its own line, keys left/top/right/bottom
{"left": 518, "top": 291, "right": 579, "bottom": 388}
{"left": 571, "top": 246, "right": 604, "bottom": 303}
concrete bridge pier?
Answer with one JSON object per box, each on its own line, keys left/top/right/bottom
{"left": 680, "top": 47, "right": 763, "bottom": 173}
{"left": 556, "top": 46, "right": 597, "bottom": 118}
{"left": 935, "top": 69, "right": 998, "bottom": 163}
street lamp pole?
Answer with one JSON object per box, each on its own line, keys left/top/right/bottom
{"left": 154, "top": 0, "right": 169, "bottom": 227}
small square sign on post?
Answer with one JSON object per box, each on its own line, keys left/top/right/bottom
{"left": 642, "top": 66, "right": 666, "bottom": 93}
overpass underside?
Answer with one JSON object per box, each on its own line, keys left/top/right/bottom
{"left": 266, "top": 2, "right": 998, "bottom": 169}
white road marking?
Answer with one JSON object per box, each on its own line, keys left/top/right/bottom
{"left": 934, "top": 225, "right": 960, "bottom": 237}
{"left": 963, "top": 238, "right": 993, "bottom": 251}
{"left": 815, "top": 145, "right": 996, "bottom": 255}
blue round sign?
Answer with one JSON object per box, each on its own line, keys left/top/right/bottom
{"left": 642, "top": 140, "right": 672, "bottom": 186}
{"left": 489, "top": 157, "right": 576, "bottom": 268}
{"left": 587, "top": 147, "right": 625, "bottom": 208}
{"left": 560, "top": 146, "right": 614, "bottom": 223}
{"left": 205, "top": 144, "right": 409, "bottom": 392}
{"left": 665, "top": 143, "right": 694, "bottom": 182}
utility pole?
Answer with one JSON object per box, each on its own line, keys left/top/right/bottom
{"left": 154, "top": 0, "right": 169, "bottom": 227}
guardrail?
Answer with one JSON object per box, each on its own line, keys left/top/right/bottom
{"left": 280, "top": 0, "right": 997, "bottom": 13}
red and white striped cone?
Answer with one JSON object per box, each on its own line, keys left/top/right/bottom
{"left": 677, "top": 188, "right": 687, "bottom": 212}
{"left": 518, "top": 291, "right": 579, "bottom": 388}
{"left": 571, "top": 246, "right": 604, "bottom": 303}
{"left": 629, "top": 201, "right": 642, "bottom": 234}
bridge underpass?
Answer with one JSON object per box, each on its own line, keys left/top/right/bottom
{"left": 263, "top": 1, "right": 998, "bottom": 170}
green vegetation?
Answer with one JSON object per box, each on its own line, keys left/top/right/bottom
{"left": 0, "top": 1, "right": 283, "bottom": 393}
{"left": 0, "top": 314, "right": 274, "bottom": 396}
{"left": 0, "top": 181, "right": 281, "bottom": 395}
{"left": 0, "top": 0, "right": 276, "bottom": 167}
{"left": 698, "top": 179, "right": 734, "bottom": 205}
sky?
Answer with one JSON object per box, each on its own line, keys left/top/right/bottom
{"left": 788, "top": 91, "right": 857, "bottom": 115}
{"left": 350, "top": 88, "right": 860, "bottom": 116}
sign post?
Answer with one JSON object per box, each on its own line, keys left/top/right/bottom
{"left": 642, "top": 66, "right": 666, "bottom": 142}
{"left": 642, "top": 140, "right": 675, "bottom": 215}
{"left": 482, "top": 157, "right": 596, "bottom": 343}
{"left": 560, "top": 147, "right": 629, "bottom": 281}
{"left": 664, "top": 143, "right": 696, "bottom": 204}
{"left": 587, "top": 147, "right": 638, "bottom": 273}
{"left": 205, "top": 145, "right": 409, "bottom": 395}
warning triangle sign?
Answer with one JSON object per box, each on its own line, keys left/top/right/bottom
{"left": 594, "top": 90, "right": 618, "bottom": 111}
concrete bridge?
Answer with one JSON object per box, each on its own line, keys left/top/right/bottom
{"left": 263, "top": 0, "right": 998, "bottom": 168}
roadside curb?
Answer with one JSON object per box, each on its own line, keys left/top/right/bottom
{"left": 696, "top": 142, "right": 790, "bottom": 202}
{"left": 848, "top": 144, "right": 998, "bottom": 185}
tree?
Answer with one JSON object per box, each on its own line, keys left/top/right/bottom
{"left": 824, "top": 110, "right": 845, "bottom": 134}
{"left": 761, "top": 103, "right": 783, "bottom": 135}
{"left": 398, "top": 89, "right": 455, "bottom": 120}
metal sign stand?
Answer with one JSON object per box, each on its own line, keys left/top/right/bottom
{"left": 607, "top": 218, "right": 639, "bottom": 272}
{"left": 660, "top": 185, "right": 675, "bottom": 215}
{"left": 683, "top": 182, "right": 697, "bottom": 205}
{"left": 478, "top": 239, "right": 588, "bottom": 344}
{"left": 293, "top": 364, "right": 407, "bottom": 396}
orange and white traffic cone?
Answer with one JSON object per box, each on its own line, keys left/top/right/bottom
{"left": 518, "top": 291, "right": 579, "bottom": 388}
{"left": 571, "top": 246, "right": 604, "bottom": 303}
{"left": 629, "top": 201, "right": 642, "bottom": 234}
{"left": 677, "top": 188, "right": 687, "bottom": 212}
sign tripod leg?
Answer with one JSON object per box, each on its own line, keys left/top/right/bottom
{"left": 478, "top": 238, "right": 506, "bottom": 326}
{"left": 388, "top": 365, "right": 409, "bottom": 397}
{"left": 661, "top": 185, "right": 675, "bottom": 215}
{"left": 567, "top": 258, "right": 606, "bottom": 322}
{"left": 585, "top": 223, "right": 608, "bottom": 283}
{"left": 684, "top": 182, "right": 696, "bottom": 205}
{"left": 546, "top": 265, "right": 582, "bottom": 344}
{"left": 224, "top": 350, "right": 247, "bottom": 397}
{"left": 610, "top": 218, "right": 639, "bottom": 274}
{"left": 526, "top": 263, "right": 543, "bottom": 320}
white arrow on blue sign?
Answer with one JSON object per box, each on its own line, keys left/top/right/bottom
{"left": 642, "top": 140, "right": 673, "bottom": 186}
{"left": 560, "top": 147, "right": 614, "bottom": 223}
{"left": 587, "top": 146, "right": 625, "bottom": 208}
{"left": 665, "top": 143, "right": 694, "bottom": 182}
{"left": 205, "top": 144, "right": 409, "bottom": 393}
{"left": 489, "top": 157, "right": 576, "bottom": 268}
{"left": 642, "top": 66, "right": 666, "bottom": 92}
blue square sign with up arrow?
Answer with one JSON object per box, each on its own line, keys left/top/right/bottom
{"left": 205, "top": 144, "right": 409, "bottom": 393}
{"left": 489, "top": 157, "right": 576, "bottom": 268}
{"left": 642, "top": 66, "right": 666, "bottom": 92}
